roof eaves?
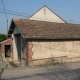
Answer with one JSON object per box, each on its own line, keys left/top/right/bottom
{"left": 8, "top": 19, "right": 16, "bottom": 37}
{"left": 13, "top": 18, "right": 26, "bottom": 38}
{"left": 8, "top": 19, "right": 13, "bottom": 34}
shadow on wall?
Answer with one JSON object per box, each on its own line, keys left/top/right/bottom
{"left": 14, "top": 34, "right": 21, "bottom": 61}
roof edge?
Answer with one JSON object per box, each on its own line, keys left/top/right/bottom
{"left": 12, "top": 18, "right": 25, "bottom": 38}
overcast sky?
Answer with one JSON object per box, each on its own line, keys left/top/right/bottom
{"left": 0, "top": 0, "right": 80, "bottom": 34}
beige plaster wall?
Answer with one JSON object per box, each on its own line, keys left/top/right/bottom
{"left": 32, "top": 40, "right": 80, "bottom": 64}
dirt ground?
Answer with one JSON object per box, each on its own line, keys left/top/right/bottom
{"left": 0, "top": 62, "right": 80, "bottom": 80}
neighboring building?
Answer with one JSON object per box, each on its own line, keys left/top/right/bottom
{"left": 0, "top": 38, "right": 13, "bottom": 61}
{"left": 29, "top": 5, "right": 66, "bottom": 23}
{"left": 7, "top": 5, "right": 80, "bottom": 66}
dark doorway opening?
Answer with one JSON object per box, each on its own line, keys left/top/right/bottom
{"left": 5, "top": 45, "right": 11, "bottom": 58}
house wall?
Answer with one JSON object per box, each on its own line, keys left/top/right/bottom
{"left": 17, "top": 34, "right": 21, "bottom": 61}
{"left": 13, "top": 27, "right": 27, "bottom": 65}
{"left": 22, "top": 38, "right": 27, "bottom": 66}
{"left": 13, "top": 34, "right": 18, "bottom": 61}
{"left": 29, "top": 7, "right": 65, "bottom": 23}
{"left": 13, "top": 27, "right": 21, "bottom": 61}
{"left": 31, "top": 40, "right": 80, "bottom": 65}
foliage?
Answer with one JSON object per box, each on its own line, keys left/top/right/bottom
{"left": 0, "top": 34, "right": 7, "bottom": 42}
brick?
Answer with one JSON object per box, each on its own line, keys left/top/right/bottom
{"left": 26, "top": 41, "right": 33, "bottom": 65}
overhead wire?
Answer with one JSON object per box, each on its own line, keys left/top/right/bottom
{"left": 1, "top": 10, "right": 80, "bottom": 24}
{"left": 0, "top": 8, "right": 30, "bottom": 16}
{"left": 0, "top": 11, "right": 62, "bottom": 22}
{"left": 0, "top": 11, "right": 30, "bottom": 17}
{"left": 0, "top": 6, "right": 80, "bottom": 23}
{"left": 2, "top": 0, "right": 8, "bottom": 20}
{"left": 2, "top": 0, "right": 8, "bottom": 35}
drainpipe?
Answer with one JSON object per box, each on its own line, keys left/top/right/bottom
{"left": 21, "top": 35, "right": 23, "bottom": 67}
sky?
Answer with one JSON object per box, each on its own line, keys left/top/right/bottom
{"left": 0, "top": 0, "right": 80, "bottom": 34}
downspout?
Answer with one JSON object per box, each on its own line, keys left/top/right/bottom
{"left": 21, "top": 35, "right": 23, "bottom": 67}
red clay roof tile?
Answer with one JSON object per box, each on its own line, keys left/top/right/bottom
{"left": 9, "top": 18, "right": 80, "bottom": 39}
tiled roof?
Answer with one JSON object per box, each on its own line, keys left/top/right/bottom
{"left": 0, "top": 38, "right": 12, "bottom": 44}
{"left": 9, "top": 18, "right": 80, "bottom": 39}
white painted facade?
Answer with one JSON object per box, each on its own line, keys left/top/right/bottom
{"left": 13, "top": 34, "right": 18, "bottom": 61}
{"left": 13, "top": 27, "right": 26, "bottom": 63}
{"left": 29, "top": 6, "right": 65, "bottom": 23}
{"left": 13, "top": 27, "right": 20, "bottom": 61}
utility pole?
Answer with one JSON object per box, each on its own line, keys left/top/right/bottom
{"left": 7, "top": 20, "right": 8, "bottom": 35}
{"left": 2, "top": 0, "right": 8, "bottom": 36}
{"left": 21, "top": 36, "right": 23, "bottom": 67}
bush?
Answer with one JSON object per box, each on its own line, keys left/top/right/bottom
{"left": 0, "top": 34, "right": 7, "bottom": 42}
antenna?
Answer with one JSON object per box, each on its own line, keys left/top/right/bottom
{"left": 44, "top": 0, "right": 45, "bottom": 5}
{"left": 44, "top": 0, "right": 46, "bottom": 15}
{"left": 44, "top": 6, "right": 46, "bottom": 15}
{"left": 70, "top": 20, "right": 72, "bottom": 23}
{"left": 7, "top": 20, "right": 8, "bottom": 34}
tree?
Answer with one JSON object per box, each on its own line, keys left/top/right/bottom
{"left": 0, "top": 34, "right": 7, "bottom": 42}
